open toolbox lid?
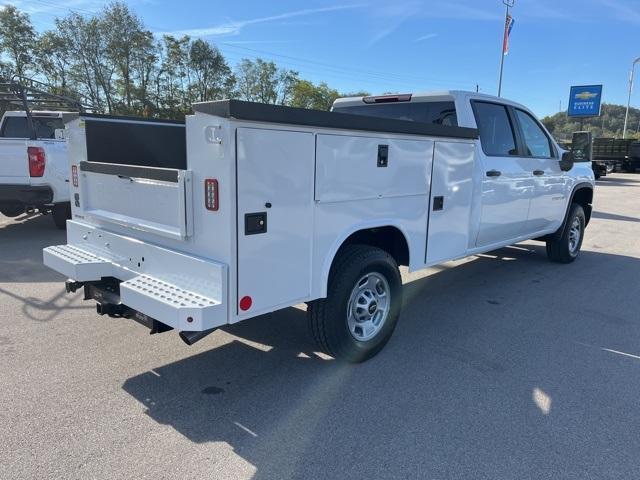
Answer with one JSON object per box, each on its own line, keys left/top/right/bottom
{"left": 78, "top": 161, "right": 193, "bottom": 240}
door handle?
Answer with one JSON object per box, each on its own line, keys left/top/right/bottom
{"left": 533, "top": 170, "right": 544, "bottom": 176}
{"left": 486, "top": 170, "right": 502, "bottom": 177}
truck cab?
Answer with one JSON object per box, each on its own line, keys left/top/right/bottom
{"left": 0, "top": 110, "right": 73, "bottom": 227}
{"left": 333, "top": 91, "right": 594, "bottom": 246}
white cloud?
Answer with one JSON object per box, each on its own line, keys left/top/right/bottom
{"left": 159, "top": 4, "right": 365, "bottom": 38}
{"left": 414, "top": 33, "right": 438, "bottom": 42}
{"left": 366, "top": 1, "right": 422, "bottom": 47}
{"left": 596, "top": 0, "right": 640, "bottom": 25}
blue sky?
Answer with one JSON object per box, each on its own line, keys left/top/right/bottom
{"left": 14, "top": 0, "right": 640, "bottom": 117}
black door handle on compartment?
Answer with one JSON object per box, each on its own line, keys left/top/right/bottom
{"left": 486, "top": 170, "right": 502, "bottom": 177}
{"left": 533, "top": 170, "right": 544, "bottom": 176}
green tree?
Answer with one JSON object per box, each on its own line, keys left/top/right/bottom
{"left": 289, "top": 80, "right": 340, "bottom": 110}
{"left": 0, "top": 5, "right": 36, "bottom": 77}
{"left": 35, "top": 30, "right": 72, "bottom": 90}
{"left": 188, "top": 39, "right": 234, "bottom": 102}
{"left": 102, "top": 1, "right": 151, "bottom": 110}
{"left": 235, "top": 58, "right": 298, "bottom": 104}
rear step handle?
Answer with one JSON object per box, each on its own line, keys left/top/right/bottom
{"left": 486, "top": 170, "right": 502, "bottom": 177}
{"left": 179, "top": 328, "right": 217, "bottom": 346}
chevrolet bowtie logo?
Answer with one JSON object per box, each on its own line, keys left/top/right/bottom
{"left": 575, "top": 91, "right": 598, "bottom": 100}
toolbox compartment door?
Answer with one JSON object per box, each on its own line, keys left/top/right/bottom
{"left": 79, "top": 161, "right": 193, "bottom": 240}
{"left": 236, "top": 127, "right": 315, "bottom": 316}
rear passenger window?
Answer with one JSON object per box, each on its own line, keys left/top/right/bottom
{"left": 0, "top": 116, "right": 63, "bottom": 139}
{"left": 472, "top": 102, "right": 517, "bottom": 157}
{"left": 1, "top": 117, "right": 29, "bottom": 138}
{"left": 515, "top": 109, "right": 553, "bottom": 158}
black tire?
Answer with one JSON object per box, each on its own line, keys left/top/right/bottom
{"left": 546, "top": 203, "right": 585, "bottom": 263}
{"left": 307, "top": 245, "right": 403, "bottom": 363}
{"left": 0, "top": 205, "right": 25, "bottom": 217}
{"left": 51, "top": 202, "right": 71, "bottom": 229}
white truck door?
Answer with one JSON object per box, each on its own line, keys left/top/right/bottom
{"left": 472, "top": 101, "right": 536, "bottom": 247}
{"left": 236, "top": 128, "right": 315, "bottom": 316}
{"left": 512, "top": 108, "right": 568, "bottom": 233}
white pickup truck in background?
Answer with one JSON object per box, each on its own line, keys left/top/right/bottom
{"left": 0, "top": 110, "right": 73, "bottom": 228}
{"left": 43, "top": 91, "right": 594, "bottom": 362}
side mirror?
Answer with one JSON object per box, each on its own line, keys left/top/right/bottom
{"left": 559, "top": 151, "right": 574, "bottom": 172}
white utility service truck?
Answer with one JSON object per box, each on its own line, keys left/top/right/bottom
{"left": 0, "top": 77, "right": 87, "bottom": 228}
{"left": 43, "top": 91, "right": 595, "bottom": 362}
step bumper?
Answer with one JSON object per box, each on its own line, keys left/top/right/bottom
{"left": 43, "top": 224, "right": 228, "bottom": 331}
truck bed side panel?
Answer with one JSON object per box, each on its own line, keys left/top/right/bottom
{"left": 314, "top": 134, "right": 432, "bottom": 202}
{"left": 425, "top": 141, "right": 475, "bottom": 263}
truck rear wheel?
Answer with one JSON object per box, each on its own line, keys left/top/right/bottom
{"left": 52, "top": 203, "right": 71, "bottom": 229}
{"left": 307, "top": 245, "right": 403, "bottom": 363}
{"left": 546, "top": 203, "right": 585, "bottom": 264}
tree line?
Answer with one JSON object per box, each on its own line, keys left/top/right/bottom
{"left": 0, "top": 3, "right": 367, "bottom": 118}
{"left": 542, "top": 104, "right": 640, "bottom": 141}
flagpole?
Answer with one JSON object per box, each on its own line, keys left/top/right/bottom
{"left": 497, "top": 0, "right": 515, "bottom": 97}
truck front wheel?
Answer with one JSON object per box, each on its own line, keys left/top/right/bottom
{"left": 546, "top": 203, "right": 585, "bottom": 263}
{"left": 52, "top": 203, "right": 71, "bottom": 229}
{"left": 307, "top": 245, "right": 403, "bottom": 363}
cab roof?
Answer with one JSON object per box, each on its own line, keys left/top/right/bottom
{"left": 332, "top": 90, "right": 530, "bottom": 112}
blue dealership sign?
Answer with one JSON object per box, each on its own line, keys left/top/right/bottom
{"left": 568, "top": 85, "right": 603, "bottom": 117}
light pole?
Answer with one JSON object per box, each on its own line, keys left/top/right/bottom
{"left": 623, "top": 56, "right": 640, "bottom": 139}
{"left": 497, "top": 0, "right": 515, "bottom": 97}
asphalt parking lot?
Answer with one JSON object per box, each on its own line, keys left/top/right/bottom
{"left": 1, "top": 174, "right": 639, "bottom": 480}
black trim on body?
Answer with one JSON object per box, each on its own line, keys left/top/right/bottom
{"left": 79, "top": 161, "right": 180, "bottom": 183}
{"left": 0, "top": 184, "right": 53, "bottom": 205}
{"left": 193, "top": 100, "right": 478, "bottom": 139}
{"left": 80, "top": 112, "right": 185, "bottom": 125}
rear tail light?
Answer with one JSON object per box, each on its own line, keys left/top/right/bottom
{"left": 28, "top": 146, "right": 46, "bottom": 177}
{"left": 71, "top": 165, "right": 78, "bottom": 187}
{"left": 204, "top": 179, "right": 219, "bottom": 211}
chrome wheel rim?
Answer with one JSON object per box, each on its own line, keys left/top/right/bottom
{"left": 568, "top": 217, "right": 582, "bottom": 254}
{"left": 347, "top": 272, "right": 390, "bottom": 342}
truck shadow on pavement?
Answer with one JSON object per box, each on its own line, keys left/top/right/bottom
{"left": 595, "top": 176, "right": 640, "bottom": 187}
{"left": 0, "top": 213, "right": 66, "bottom": 283}
{"left": 122, "top": 244, "right": 640, "bottom": 479}
{"left": 591, "top": 210, "right": 640, "bottom": 223}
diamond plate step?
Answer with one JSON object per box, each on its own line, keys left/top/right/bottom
{"left": 120, "top": 274, "right": 220, "bottom": 331}
{"left": 43, "top": 244, "right": 112, "bottom": 281}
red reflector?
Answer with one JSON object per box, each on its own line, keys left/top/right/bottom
{"left": 71, "top": 165, "right": 79, "bottom": 187}
{"left": 239, "top": 296, "right": 252, "bottom": 311}
{"left": 204, "top": 179, "right": 219, "bottom": 211}
{"left": 27, "top": 146, "right": 46, "bottom": 177}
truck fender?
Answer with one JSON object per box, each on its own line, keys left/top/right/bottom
{"left": 318, "top": 221, "right": 411, "bottom": 298}
{"left": 552, "top": 182, "right": 593, "bottom": 240}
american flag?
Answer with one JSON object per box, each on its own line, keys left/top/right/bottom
{"left": 502, "top": 14, "right": 515, "bottom": 56}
